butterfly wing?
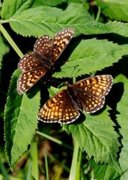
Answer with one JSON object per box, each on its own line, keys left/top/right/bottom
{"left": 18, "top": 35, "right": 53, "bottom": 72}
{"left": 38, "top": 89, "right": 80, "bottom": 124}
{"left": 17, "top": 52, "right": 50, "bottom": 94}
{"left": 33, "top": 35, "right": 53, "bottom": 59}
{"left": 17, "top": 36, "right": 52, "bottom": 94}
{"left": 18, "top": 52, "right": 46, "bottom": 72}
{"left": 17, "top": 29, "right": 74, "bottom": 95}
{"left": 33, "top": 28, "right": 74, "bottom": 62}
{"left": 17, "top": 66, "right": 48, "bottom": 95}
{"left": 51, "top": 28, "right": 74, "bottom": 62}
{"left": 72, "top": 75, "right": 113, "bottom": 113}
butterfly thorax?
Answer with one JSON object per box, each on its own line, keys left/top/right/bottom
{"left": 34, "top": 52, "right": 52, "bottom": 69}
{"left": 67, "top": 84, "right": 83, "bottom": 111}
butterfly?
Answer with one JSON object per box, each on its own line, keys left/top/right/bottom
{"left": 17, "top": 29, "right": 74, "bottom": 95}
{"left": 38, "top": 75, "right": 113, "bottom": 124}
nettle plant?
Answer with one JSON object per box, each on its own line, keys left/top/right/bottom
{"left": 1, "top": 0, "right": 128, "bottom": 179}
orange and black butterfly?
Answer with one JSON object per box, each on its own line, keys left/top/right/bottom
{"left": 38, "top": 75, "right": 113, "bottom": 124}
{"left": 17, "top": 29, "right": 74, "bottom": 95}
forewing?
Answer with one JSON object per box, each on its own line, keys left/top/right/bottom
{"left": 18, "top": 52, "right": 44, "bottom": 72}
{"left": 72, "top": 75, "right": 113, "bottom": 113}
{"left": 33, "top": 35, "right": 53, "bottom": 58}
{"left": 51, "top": 28, "right": 74, "bottom": 62}
{"left": 17, "top": 67, "right": 48, "bottom": 95}
{"left": 38, "top": 89, "right": 80, "bottom": 124}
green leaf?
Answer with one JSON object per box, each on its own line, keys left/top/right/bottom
{"left": 9, "top": 6, "right": 62, "bottom": 37}
{"left": 63, "top": 110, "right": 120, "bottom": 164}
{"left": 32, "top": 0, "right": 88, "bottom": 8}
{"left": 0, "top": 36, "right": 9, "bottom": 68}
{"left": 115, "top": 75, "right": 128, "bottom": 180}
{"left": 1, "top": 0, "right": 34, "bottom": 19}
{"left": 53, "top": 39, "right": 128, "bottom": 78}
{"left": 105, "top": 21, "right": 128, "bottom": 37}
{"left": 2, "top": 3, "right": 128, "bottom": 38}
{"left": 8, "top": 3, "right": 92, "bottom": 37}
{"left": 32, "top": 0, "right": 66, "bottom": 7}
{"left": 5, "top": 3, "right": 94, "bottom": 36}
{"left": 4, "top": 70, "right": 40, "bottom": 167}
{"left": 89, "top": 159, "right": 120, "bottom": 180}
{"left": 97, "top": 0, "right": 128, "bottom": 21}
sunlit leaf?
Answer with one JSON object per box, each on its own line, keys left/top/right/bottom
{"left": 0, "top": 36, "right": 9, "bottom": 68}
{"left": 1, "top": 0, "right": 34, "bottom": 19}
{"left": 63, "top": 110, "right": 119, "bottom": 164}
{"left": 115, "top": 75, "right": 128, "bottom": 180}
{"left": 4, "top": 70, "right": 40, "bottom": 166}
{"left": 97, "top": 0, "right": 128, "bottom": 21}
{"left": 53, "top": 39, "right": 128, "bottom": 78}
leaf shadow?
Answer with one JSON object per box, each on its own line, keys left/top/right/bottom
{"left": 108, "top": 82, "right": 124, "bottom": 159}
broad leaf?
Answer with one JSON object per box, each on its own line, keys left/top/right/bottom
{"left": 32, "top": 0, "right": 88, "bottom": 8}
{"left": 63, "top": 110, "right": 119, "bottom": 164}
{"left": 105, "top": 21, "right": 128, "bottom": 37}
{"left": 53, "top": 39, "right": 128, "bottom": 78}
{"left": 32, "top": 0, "right": 66, "bottom": 7}
{"left": 89, "top": 159, "right": 120, "bottom": 180}
{"left": 4, "top": 70, "right": 40, "bottom": 166}
{"left": 0, "top": 36, "right": 9, "bottom": 68}
{"left": 1, "top": 0, "right": 34, "bottom": 19}
{"left": 3, "top": 3, "right": 128, "bottom": 37}
{"left": 6, "top": 3, "right": 97, "bottom": 37}
{"left": 9, "top": 6, "right": 62, "bottom": 37}
{"left": 115, "top": 75, "right": 128, "bottom": 180}
{"left": 97, "top": 0, "right": 128, "bottom": 21}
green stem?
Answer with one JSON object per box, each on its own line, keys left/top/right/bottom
{"left": 0, "top": 23, "right": 23, "bottom": 58}
{"left": 73, "top": 76, "right": 76, "bottom": 84}
{"left": 69, "top": 141, "right": 81, "bottom": 180}
{"left": 36, "top": 130, "right": 72, "bottom": 150}
{"left": 26, "top": 160, "right": 32, "bottom": 180}
{"left": 0, "top": 19, "right": 10, "bottom": 24}
{"left": 44, "top": 151, "right": 49, "bottom": 180}
{"left": 30, "top": 140, "right": 39, "bottom": 180}
{"left": 95, "top": 6, "right": 101, "bottom": 22}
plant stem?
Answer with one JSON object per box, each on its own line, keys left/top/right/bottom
{"left": 0, "top": 23, "right": 23, "bottom": 58}
{"left": 30, "top": 140, "right": 39, "bottom": 180}
{"left": 36, "top": 130, "right": 72, "bottom": 150}
{"left": 69, "top": 141, "right": 82, "bottom": 180}
{"left": 44, "top": 150, "right": 49, "bottom": 180}
{"left": 95, "top": 6, "right": 101, "bottom": 21}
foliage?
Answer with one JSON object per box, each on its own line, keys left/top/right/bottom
{"left": 0, "top": 0, "right": 128, "bottom": 179}
{"left": 0, "top": 36, "right": 9, "bottom": 68}
{"left": 4, "top": 70, "right": 40, "bottom": 166}
{"left": 96, "top": 0, "right": 128, "bottom": 21}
